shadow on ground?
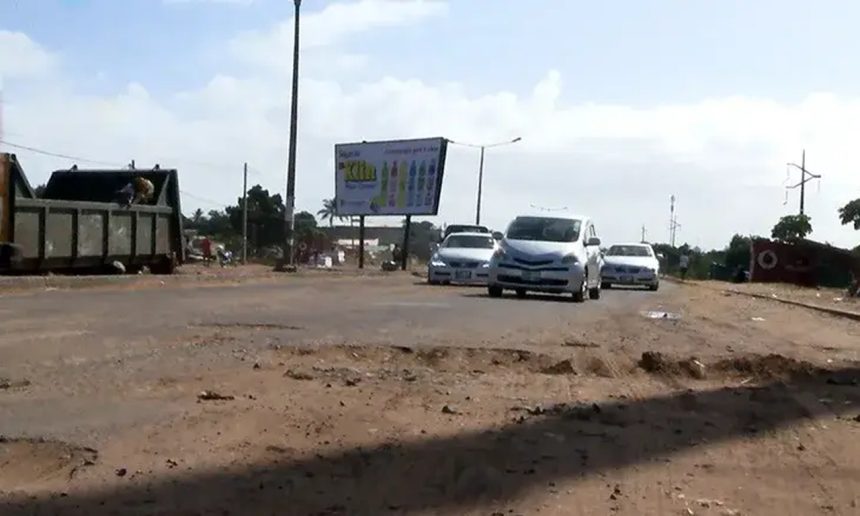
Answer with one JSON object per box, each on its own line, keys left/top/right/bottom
{"left": 3, "top": 367, "right": 858, "bottom": 515}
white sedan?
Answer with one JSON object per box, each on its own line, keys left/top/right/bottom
{"left": 427, "top": 232, "right": 496, "bottom": 285}
{"left": 600, "top": 243, "right": 660, "bottom": 290}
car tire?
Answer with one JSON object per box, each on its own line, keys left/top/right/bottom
{"left": 602, "top": 282, "right": 612, "bottom": 290}
{"left": 649, "top": 282, "right": 659, "bottom": 291}
{"left": 488, "top": 285, "right": 503, "bottom": 298}
{"left": 515, "top": 288, "right": 527, "bottom": 299}
{"left": 572, "top": 278, "right": 587, "bottom": 303}
{"left": 589, "top": 283, "right": 601, "bottom": 300}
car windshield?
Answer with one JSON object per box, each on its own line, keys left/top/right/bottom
{"left": 506, "top": 217, "right": 581, "bottom": 242}
{"left": 446, "top": 225, "right": 488, "bottom": 235}
{"left": 444, "top": 235, "right": 495, "bottom": 249}
{"left": 607, "top": 245, "right": 653, "bottom": 257}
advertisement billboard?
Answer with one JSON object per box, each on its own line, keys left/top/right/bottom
{"left": 334, "top": 137, "right": 448, "bottom": 216}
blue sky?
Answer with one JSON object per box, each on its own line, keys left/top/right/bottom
{"left": 2, "top": 0, "right": 860, "bottom": 249}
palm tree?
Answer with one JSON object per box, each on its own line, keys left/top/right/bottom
{"left": 317, "top": 198, "right": 343, "bottom": 227}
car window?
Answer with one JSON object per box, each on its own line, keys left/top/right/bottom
{"left": 606, "top": 245, "right": 653, "bottom": 257}
{"left": 444, "top": 235, "right": 495, "bottom": 249}
{"left": 506, "top": 217, "right": 581, "bottom": 242}
{"left": 445, "top": 225, "right": 489, "bottom": 235}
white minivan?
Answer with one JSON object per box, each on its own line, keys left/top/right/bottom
{"left": 487, "top": 214, "right": 603, "bottom": 301}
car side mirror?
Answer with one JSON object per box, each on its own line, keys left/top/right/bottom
{"left": 492, "top": 231, "right": 503, "bottom": 241}
{"left": 586, "top": 237, "right": 601, "bottom": 247}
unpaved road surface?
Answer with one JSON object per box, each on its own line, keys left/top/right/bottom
{"left": 1, "top": 274, "right": 859, "bottom": 515}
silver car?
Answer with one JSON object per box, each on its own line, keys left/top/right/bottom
{"left": 427, "top": 232, "right": 496, "bottom": 285}
{"left": 600, "top": 243, "right": 660, "bottom": 290}
{"left": 487, "top": 214, "right": 603, "bottom": 301}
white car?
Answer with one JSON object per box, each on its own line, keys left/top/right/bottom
{"left": 600, "top": 243, "right": 660, "bottom": 290}
{"left": 427, "top": 232, "right": 496, "bottom": 285}
{"left": 487, "top": 214, "right": 603, "bottom": 301}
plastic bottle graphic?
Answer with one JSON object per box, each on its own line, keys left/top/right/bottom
{"left": 397, "top": 161, "right": 408, "bottom": 208}
{"left": 388, "top": 161, "right": 397, "bottom": 207}
{"left": 407, "top": 161, "right": 417, "bottom": 207}
{"left": 417, "top": 161, "right": 426, "bottom": 207}
{"left": 376, "top": 161, "right": 389, "bottom": 207}
{"left": 425, "top": 158, "right": 437, "bottom": 207}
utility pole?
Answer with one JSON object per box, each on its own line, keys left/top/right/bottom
{"left": 669, "top": 195, "right": 681, "bottom": 247}
{"left": 786, "top": 150, "right": 822, "bottom": 216}
{"left": 447, "top": 137, "right": 521, "bottom": 226}
{"left": 475, "top": 146, "right": 485, "bottom": 225}
{"left": 242, "top": 162, "right": 248, "bottom": 264}
{"left": 280, "top": 0, "right": 301, "bottom": 272}
{"left": 641, "top": 225, "right": 646, "bottom": 243}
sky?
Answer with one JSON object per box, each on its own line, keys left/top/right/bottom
{"left": 1, "top": 0, "right": 860, "bottom": 250}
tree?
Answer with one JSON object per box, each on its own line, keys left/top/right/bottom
{"left": 226, "top": 185, "right": 285, "bottom": 250}
{"left": 317, "top": 198, "right": 343, "bottom": 227}
{"left": 34, "top": 184, "right": 46, "bottom": 198}
{"left": 725, "top": 234, "right": 752, "bottom": 270}
{"left": 192, "top": 208, "right": 204, "bottom": 225}
{"left": 838, "top": 199, "right": 860, "bottom": 230}
{"left": 771, "top": 214, "right": 812, "bottom": 242}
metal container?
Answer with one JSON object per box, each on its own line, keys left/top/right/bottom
{"left": 1, "top": 153, "right": 185, "bottom": 274}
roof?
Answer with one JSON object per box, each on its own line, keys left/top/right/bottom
{"left": 443, "top": 232, "right": 496, "bottom": 239}
{"left": 511, "top": 212, "right": 589, "bottom": 221}
{"left": 608, "top": 242, "right": 653, "bottom": 247}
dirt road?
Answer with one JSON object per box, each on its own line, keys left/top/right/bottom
{"left": 1, "top": 274, "right": 858, "bottom": 515}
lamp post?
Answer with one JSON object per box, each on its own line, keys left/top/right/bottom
{"left": 448, "top": 137, "right": 521, "bottom": 225}
{"left": 281, "top": 0, "right": 301, "bottom": 271}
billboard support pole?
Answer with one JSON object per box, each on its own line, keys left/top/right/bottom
{"left": 358, "top": 215, "right": 365, "bottom": 269}
{"left": 401, "top": 215, "right": 411, "bottom": 271}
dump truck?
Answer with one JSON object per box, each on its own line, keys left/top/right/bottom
{"left": 1, "top": 153, "right": 184, "bottom": 275}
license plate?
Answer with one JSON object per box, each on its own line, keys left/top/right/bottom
{"left": 522, "top": 270, "right": 541, "bottom": 282}
{"left": 455, "top": 270, "right": 471, "bottom": 280}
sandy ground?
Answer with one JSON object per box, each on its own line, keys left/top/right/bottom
{"left": 0, "top": 273, "right": 858, "bottom": 515}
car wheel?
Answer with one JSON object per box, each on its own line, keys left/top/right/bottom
{"left": 602, "top": 282, "right": 612, "bottom": 290}
{"left": 649, "top": 282, "right": 659, "bottom": 291}
{"left": 589, "top": 282, "right": 601, "bottom": 300}
{"left": 572, "top": 278, "right": 587, "bottom": 303}
{"left": 488, "top": 285, "right": 503, "bottom": 298}
{"left": 515, "top": 288, "right": 527, "bottom": 299}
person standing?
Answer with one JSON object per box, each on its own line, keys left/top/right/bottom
{"left": 679, "top": 252, "right": 690, "bottom": 280}
{"left": 201, "top": 237, "right": 213, "bottom": 267}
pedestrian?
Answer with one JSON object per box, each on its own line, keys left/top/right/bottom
{"left": 679, "top": 252, "right": 690, "bottom": 280}
{"left": 201, "top": 237, "right": 213, "bottom": 267}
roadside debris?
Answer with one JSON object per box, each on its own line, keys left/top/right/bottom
{"left": 540, "top": 359, "right": 576, "bottom": 375}
{"left": 441, "top": 404, "right": 461, "bottom": 415}
{"left": 284, "top": 369, "right": 314, "bottom": 381}
{"left": 750, "top": 317, "right": 766, "bottom": 322}
{"left": 0, "top": 378, "right": 30, "bottom": 390}
{"left": 197, "top": 390, "right": 235, "bottom": 401}
{"left": 115, "top": 468, "right": 127, "bottom": 477}
{"left": 641, "top": 310, "right": 681, "bottom": 320}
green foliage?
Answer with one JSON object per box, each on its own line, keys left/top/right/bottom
{"left": 34, "top": 184, "right": 47, "bottom": 198}
{"left": 771, "top": 214, "right": 812, "bottom": 242}
{"left": 838, "top": 199, "right": 860, "bottom": 230}
{"left": 724, "top": 234, "right": 752, "bottom": 270}
{"left": 316, "top": 198, "right": 344, "bottom": 227}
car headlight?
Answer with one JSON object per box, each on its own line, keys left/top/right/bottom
{"left": 430, "top": 255, "right": 446, "bottom": 267}
{"left": 481, "top": 261, "right": 490, "bottom": 268}
{"left": 560, "top": 254, "right": 579, "bottom": 265}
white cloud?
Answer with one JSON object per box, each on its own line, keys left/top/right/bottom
{"left": 230, "top": 0, "right": 447, "bottom": 72}
{"left": 0, "top": 31, "right": 55, "bottom": 79}
{"left": 2, "top": 2, "right": 860, "bottom": 251}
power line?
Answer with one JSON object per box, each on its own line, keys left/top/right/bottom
{"left": 0, "top": 138, "right": 123, "bottom": 167}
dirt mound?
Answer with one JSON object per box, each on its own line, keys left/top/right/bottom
{"left": 713, "top": 354, "right": 823, "bottom": 379}
{"left": 639, "top": 351, "right": 685, "bottom": 376}
{"left": 0, "top": 437, "right": 97, "bottom": 488}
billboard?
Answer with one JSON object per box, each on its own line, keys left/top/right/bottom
{"left": 334, "top": 137, "right": 448, "bottom": 216}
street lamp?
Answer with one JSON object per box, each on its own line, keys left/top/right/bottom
{"left": 448, "top": 137, "right": 522, "bottom": 225}
{"left": 280, "top": 0, "right": 301, "bottom": 272}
